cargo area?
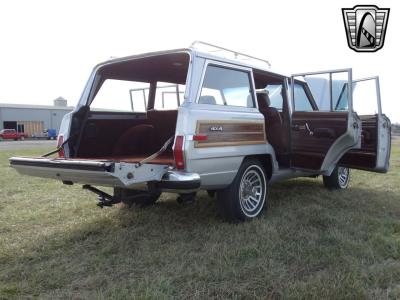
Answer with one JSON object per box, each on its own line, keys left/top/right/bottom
{"left": 64, "top": 52, "right": 190, "bottom": 166}
{"left": 74, "top": 109, "right": 178, "bottom": 165}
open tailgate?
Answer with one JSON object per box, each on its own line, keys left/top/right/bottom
{"left": 9, "top": 157, "right": 169, "bottom": 188}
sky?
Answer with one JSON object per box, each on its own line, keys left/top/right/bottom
{"left": 0, "top": 0, "right": 399, "bottom": 123}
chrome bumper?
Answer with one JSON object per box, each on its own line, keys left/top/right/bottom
{"left": 156, "top": 171, "right": 201, "bottom": 192}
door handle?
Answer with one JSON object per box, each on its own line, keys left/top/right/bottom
{"left": 304, "top": 123, "right": 314, "bottom": 136}
{"left": 292, "top": 123, "right": 314, "bottom": 135}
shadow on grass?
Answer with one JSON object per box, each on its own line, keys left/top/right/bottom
{"left": 1, "top": 180, "right": 400, "bottom": 299}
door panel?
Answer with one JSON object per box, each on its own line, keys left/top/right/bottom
{"left": 339, "top": 115, "right": 377, "bottom": 169}
{"left": 291, "top": 111, "right": 349, "bottom": 170}
{"left": 339, "top": 114, "right": 391, "bottom": 172}
{"left": 290, "top": 69, "right": 361, "bottom": 174}
{"left": 338, "top": 77, "right": 391, "bottom": 173}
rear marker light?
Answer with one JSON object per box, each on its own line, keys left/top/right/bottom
{"left": 173, "top": 135, "right": 185, "bottom": 170}
{"left": 193, "top": 135, "right": 208, "bottom": 141}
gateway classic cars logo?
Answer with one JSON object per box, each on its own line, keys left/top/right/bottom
{"left": 342, "top": 5, "right": 390, "bottom": 52}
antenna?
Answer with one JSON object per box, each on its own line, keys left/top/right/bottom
{"left": 190, "top": 41, "right": 271, "bottom": 68}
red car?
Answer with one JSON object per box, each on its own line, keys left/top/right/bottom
{"left": 0, "top": 129, "right": 28, "bottom": 141}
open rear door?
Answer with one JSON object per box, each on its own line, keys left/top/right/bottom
{"left": 338, "top": 77, "right": 391, "bottom": 172}
{"left": 290, "top": 69, "right": 362, "bottom": 175}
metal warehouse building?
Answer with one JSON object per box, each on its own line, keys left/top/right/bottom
{"left": 0, "top": 97, "right": 74, "bottom": 137}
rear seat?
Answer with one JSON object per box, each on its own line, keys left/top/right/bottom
{"left": 112, "top": 110, "right": 178, "bottom": 156}
{"left": 147, "top": 110, "right": 178, "bottom": 150}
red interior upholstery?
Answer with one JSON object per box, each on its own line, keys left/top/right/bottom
{"left": 147, "top": 110, "right": 178, "bottom": 151}
{"left": 77, "top": 110, "right": 178, "bottom": 159}
{"left": 112, "top": 124, "right": 157, "bottom": 156}
{"left": 256, "top": 92, "right": 286, "bottom": 155}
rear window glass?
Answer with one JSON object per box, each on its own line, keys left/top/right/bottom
{"left": 91, "top": 80, "right": 186, "bottom": 112}
{"left": 91, "top": 79, "right": 150, "bottom": 112}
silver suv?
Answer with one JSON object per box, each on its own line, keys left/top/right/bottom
{"left": 10, "top": 42, "right": 391, "bottom": 221}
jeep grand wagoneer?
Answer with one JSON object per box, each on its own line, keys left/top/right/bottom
{"left": 10, "top": 42, "right": 391, "bottom": 221}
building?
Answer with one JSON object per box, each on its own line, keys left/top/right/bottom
{"left": 0, "top": 97, "right": 74, "bottom": 137}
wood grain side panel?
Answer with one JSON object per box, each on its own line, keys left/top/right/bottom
{"left": 195, "top": 120, "right": 266, "bottom": 148}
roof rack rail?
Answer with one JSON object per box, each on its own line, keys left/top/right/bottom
{"left": 190, "top": 41, "right": 271, "bottom": 68}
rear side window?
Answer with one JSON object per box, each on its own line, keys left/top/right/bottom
{"left": 199, "top": 65, "right": 254, "bottom": 108}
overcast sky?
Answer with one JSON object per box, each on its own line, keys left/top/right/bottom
{"left": 0, "top": 0, "right": 399, "bottom": 122}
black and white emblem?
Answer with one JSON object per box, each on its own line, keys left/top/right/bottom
{"left": 342, "top": 5, "right": 390, "bottom": 52}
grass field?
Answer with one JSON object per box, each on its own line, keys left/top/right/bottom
{"left": 0, "top": 141, "right": 399, "bottom": 299}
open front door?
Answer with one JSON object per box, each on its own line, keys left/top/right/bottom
{"left": 290, "top": 69, "right": 361, "bottom": 175}
{"left": 338, "top": 77, "right": 391, "bottom": 172}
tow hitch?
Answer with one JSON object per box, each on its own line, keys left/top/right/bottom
{"left": 83, "top": 185, "right": 121, "bottom": 208}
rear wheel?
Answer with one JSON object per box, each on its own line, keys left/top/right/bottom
{"left": 217, "top": 158, "right": 268, "bottom": 222}
{"left": 323, "top": 166, "right": 350, "bottom": 189}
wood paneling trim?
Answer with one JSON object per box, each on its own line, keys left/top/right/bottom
{"left": 195, "top": 120, "right": 266, "bottom": 148}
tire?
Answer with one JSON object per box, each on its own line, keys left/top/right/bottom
{"left": 216, "top": 158, "right": 268, "bottom": 222}
{"left": 116, "top": 188, "right": 161, "bottom": 207}
{"left": 323, "top": 166, "right": 350, "bottom": 189}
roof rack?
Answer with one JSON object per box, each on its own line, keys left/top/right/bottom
{"left": 190, "top": 41, "right": 271, "bottom": 68}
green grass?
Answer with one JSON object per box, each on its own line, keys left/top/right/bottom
{"left": 0, "top": 142, "right": 399, "bottom": 299}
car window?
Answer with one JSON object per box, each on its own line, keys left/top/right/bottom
{"left": 91, "top": 79, "right": 150, "bottom": 112}
{"left": 334, "top": 83, "right": 349, "bottom": 111}
{"left": 292, "top": 83, "right": 314, "bottom": 111}
{"left": 154, "top": 83, "right": 185, "bottom": 110}
{"left": 265, "top": 84, "right": 284, "bottom": 110}
{"left": 199, "top": 65, "right": 254, "bottom": 108}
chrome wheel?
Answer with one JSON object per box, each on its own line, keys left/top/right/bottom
{"left": 239, "top": 165, "right": 266, "bottom": 218}
{"left": 338, "top": 167, "right": 350, "bottom": 188}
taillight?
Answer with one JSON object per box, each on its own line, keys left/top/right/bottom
{"left": 193, "top": 135, "right": 208, "bottom": 141}
{"left": 173, "top": 135, "right": 185, "bottom": 170}
{"left": 56, "top": 135, "right": 65, "bottom": 158}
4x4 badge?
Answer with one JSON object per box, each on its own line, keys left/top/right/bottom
{"left": 342, "top": 5, "right": 390, "bottom": 52}
{"left": 209, "top": 126, "right": 223, "bottom": 132}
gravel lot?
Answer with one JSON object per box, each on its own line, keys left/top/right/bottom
{"left": 0, "top": 140, "right": 56, "bottom": 151}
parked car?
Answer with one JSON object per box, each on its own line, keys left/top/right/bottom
{"left": 0, "top": 129, "right": 28, "bottom": 141}
{"left": 10, "top": 42, "right": 391, "bottom": 221}
{"left": 31, "top": 129, "right": 57, "bottom": 140}
{"left": 46, "top": 129, "right": 57, "bottom": 140}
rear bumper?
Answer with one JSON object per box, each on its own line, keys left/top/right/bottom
{"left": 156, "top": 171, "right": 201, "bottom": 192}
